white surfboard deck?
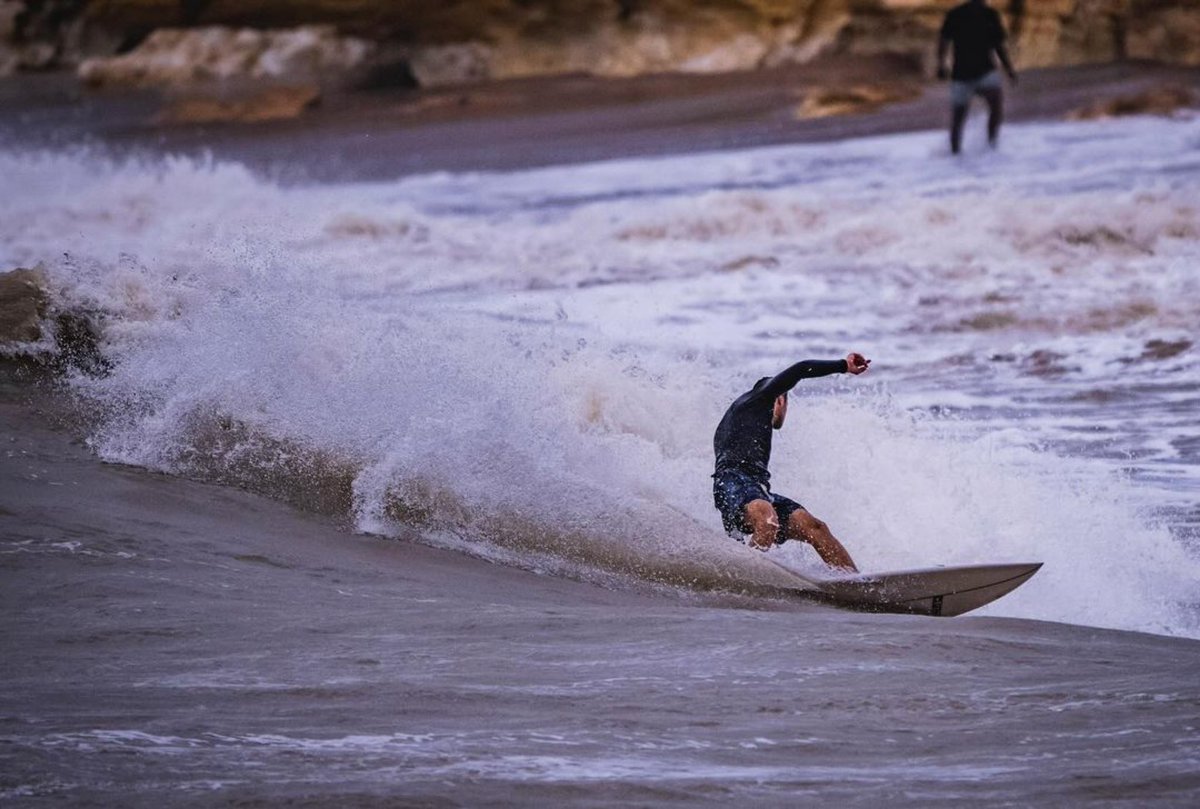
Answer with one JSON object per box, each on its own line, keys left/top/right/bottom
{"left": 766, "top": 559, "right": 1043, "bottom": 617}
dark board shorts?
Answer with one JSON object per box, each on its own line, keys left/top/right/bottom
{"left": 712, "top": 469, "right": 804, "bottom": 544}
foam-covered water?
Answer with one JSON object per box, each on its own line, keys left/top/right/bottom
{"left": 3, "top": 113, "right": 1198, "bottom": 637}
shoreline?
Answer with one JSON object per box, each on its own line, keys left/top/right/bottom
{"left": 2, "top": 59, "right": 1198, "bottom": 181}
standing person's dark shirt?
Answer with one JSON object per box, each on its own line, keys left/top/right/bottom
{"left": 940, "top": 1, "right": 1007, "bottom": 81}
{"left": 712, "top": 359, "right": 847, "bottom": 485}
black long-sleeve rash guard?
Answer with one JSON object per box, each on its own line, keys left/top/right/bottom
{"left": 712, "top": 359, "right": 848, "bottom": 485}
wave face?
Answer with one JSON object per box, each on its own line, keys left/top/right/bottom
{"left": 2, "top": 114, "right": 1199, "bottom": 637}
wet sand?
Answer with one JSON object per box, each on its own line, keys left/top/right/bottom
{"left": 3, "top": 380, "right": 1200, "bottom": 805}
{"left": 2, "top": 60, "right": 1198, "bottom": 181}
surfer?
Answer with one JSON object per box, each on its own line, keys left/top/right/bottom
{"left": 712, "top": 353, "right": 870, "bottom": 571}
{"left": 936, "top": 0, "right": 1018, "bottom": 154}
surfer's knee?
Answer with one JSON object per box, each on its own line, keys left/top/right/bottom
{"left": 744, "top": 498, "right": 776, "bottom": 529}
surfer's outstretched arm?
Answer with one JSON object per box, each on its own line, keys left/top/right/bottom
{"left": 758, "top": 353, "right": 869, "bottom": 400}
{"left": 758, "top": 360, "right": 845, "bottom": 400}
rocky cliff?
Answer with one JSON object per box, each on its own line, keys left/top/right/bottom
{"left": 3, "top": 1, "right": 1198, "bottom": 85}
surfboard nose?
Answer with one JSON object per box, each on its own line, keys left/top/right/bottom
{"left": 811, "top": 561, "right": 1044, "bottom": 617}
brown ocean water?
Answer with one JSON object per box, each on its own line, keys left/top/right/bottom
{"left": 3, "top": 71, "right": 1200, "bottom": 804}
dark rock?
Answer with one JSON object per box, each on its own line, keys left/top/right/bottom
{"left": 0, "top": 267, "right": 47, "bottom": 344}
{"left": 0, "top": 266, "right": 110, "bottom": 376}
{"left": 1068, "top": 84, "right": 1195, "bottom": 120}
{"left": 158, "top": 83, "right": 321, "bottom": 124}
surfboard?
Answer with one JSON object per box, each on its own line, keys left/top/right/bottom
{"left": 770, "top": 560, "right": 1042, "bottom": 617}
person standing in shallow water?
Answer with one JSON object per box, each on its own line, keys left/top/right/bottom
{"left": 937, "top": 0, "right": 1018, "bottom": 154}
{"left": 712, "top": 353, "right": 870, "bottom": 571}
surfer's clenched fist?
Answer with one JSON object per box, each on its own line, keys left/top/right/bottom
{"left": 846, "top": 352, "right": 870, "bottom": 375}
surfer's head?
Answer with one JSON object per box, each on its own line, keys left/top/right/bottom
{"left": 772, "top": 391, "right": 788, "bottom": 429}
{"left": 753, "top": 378, "right": 789, "bottom": 429}
{"left": 752, "top": 377, "right": 788, "bottom": 428}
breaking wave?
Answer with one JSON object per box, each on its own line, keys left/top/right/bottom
{"left": 3, "top": 113, "right": 1198, "bottom": 637}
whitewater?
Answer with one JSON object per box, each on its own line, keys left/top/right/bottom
{"left": 5, "top": 101, "right": 1200, "bottom": 806}
{"left": 3, "top": 111, "right": 1199, "bottom": 637}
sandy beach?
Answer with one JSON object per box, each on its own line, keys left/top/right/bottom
{"left": 4, "top": 59, "right": 1198, "bottom": 179}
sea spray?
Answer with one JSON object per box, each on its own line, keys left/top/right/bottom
{"left": 3, "top": 114, "right": 1198, "bottom": 636}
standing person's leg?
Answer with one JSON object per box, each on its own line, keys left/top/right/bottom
{"left": 950, "top": 104, "right": 969, "bottom": 154}
{"left": 949, "top": 80, "right": 971, "bottom": 154}
{"left": 981, "top": 85, "right": 1003, "bottom": 147}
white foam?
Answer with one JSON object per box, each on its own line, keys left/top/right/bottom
{"left": 2, "top": 115, "right": 1198, "bottom": 637}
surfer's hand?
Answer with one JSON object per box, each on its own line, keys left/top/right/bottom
{"left": 749, "top": 536, "right": 773, "bottom": 552}
{"left": 846, "top": 353, "right": 870, "bottom": 375}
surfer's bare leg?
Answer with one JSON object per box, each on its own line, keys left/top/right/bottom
{"left": 743, "top": 499, "right": 780, "bottom": 550}
{"left": 785, "top": 509, "right": 858, "bottom": 572}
